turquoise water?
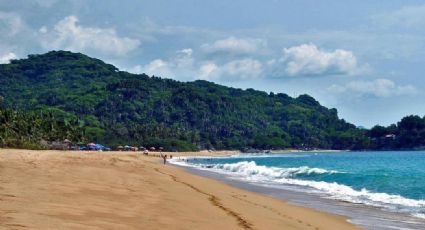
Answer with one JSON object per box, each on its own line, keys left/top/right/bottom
{"left": 172, "top": 151, "right": 425, "bottom": 219}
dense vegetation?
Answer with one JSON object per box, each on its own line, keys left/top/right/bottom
{"left": 0, "top": 50, "right": 389, "bottom": 151}
{"left": 0, "top": 107, "right": 84, "bottom": 149}
{"left": 368, "top": 115, "right": 425, "bottom": 150}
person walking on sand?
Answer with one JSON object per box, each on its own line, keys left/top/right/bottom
{"left": 160, "top": 152, "right": 167, "bottom": 164}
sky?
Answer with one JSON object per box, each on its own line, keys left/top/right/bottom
{"left": 0, "top": 0, "right": 424, "bottom": 127}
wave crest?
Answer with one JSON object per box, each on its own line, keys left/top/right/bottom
{"left": 201, "top": 161, "right": 425, "bottom": 217}
{"left": 211, "top": 161, "right": 339, "bottom": 178}
{"left": 171, "top": 158, "right": 425, "bottom": 219}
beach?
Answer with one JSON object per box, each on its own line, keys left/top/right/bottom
{"left": 0, "top": 149, "right": 358, "bottom": 230}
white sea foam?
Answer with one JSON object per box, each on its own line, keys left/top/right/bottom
{"left": 276, "top": 178, "right": 425, "bottom": 209}
{"left": 413, "top": 213, "right": 425, "bottom": 219}
{"left": 171, "top": 159, "right": 425, "bottom": 219}
{"left": 212, "top": 161, "right": 338, "bottom": 178}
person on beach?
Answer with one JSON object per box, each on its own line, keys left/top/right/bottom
{"left": 160, "top": 152, "right": 167, "bottom": 164}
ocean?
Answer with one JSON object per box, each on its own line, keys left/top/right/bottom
{"left": 170, "top": 151, "right": 425, "bottom": 229}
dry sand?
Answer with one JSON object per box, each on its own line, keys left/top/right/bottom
{"left": 0, "top": 149, "right": 359, "bottom": 230}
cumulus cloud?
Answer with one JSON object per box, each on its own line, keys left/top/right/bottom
{"left": 178, "top": 48, "right": 193, "bottom": 56}
{"left": 328, "top": 79, "right": 416, "bottom": 97}
{"left": 199, "top": 58, "right": 263, "bottom": 80}
{"left": 0, "top": 52, "right": 17, "bottom": 64}
{"left": 137, "top": 59, "right": 174, "bottom": 77}
{"left": 41, "top": 15, "right": 140, "bottom": 56}
{"left": 279, "top": 43, "right": 359, "bottom": 76}
{"left": 221, "top": 59, "right": 263, "bottom": 78}
{"left": 128, "top": 43, "right": 357, "bottom": 81}
{"left": 129, "top": 46, "right": 263, "bottom": 81}
{"left": 175, "top": 48, "right": 194, "bottom": 69}
{"left": 201, "top": 37, "right": 265, "bottom": 54}
{"left": 199, "top": 62, "right": 218, "bottom": 79}
{"left": 129, "top": 48, "right": 194, "bottom": 79}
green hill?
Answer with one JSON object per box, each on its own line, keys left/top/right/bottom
{"left": 0, "top": 51, "right": 368, "bottom": 150}
{"left": 368, "top": 115, "right": 425, "bottom": 150}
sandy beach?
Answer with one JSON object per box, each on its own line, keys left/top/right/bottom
{"left": 0, "top": 149, "right": 358, "bottom": 230}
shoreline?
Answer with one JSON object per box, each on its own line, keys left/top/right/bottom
{"left": 0, "top": 149, "right": 358, "bottom": 229}
{"left": 175, "top": 155, "right": 425, "bottom": 230}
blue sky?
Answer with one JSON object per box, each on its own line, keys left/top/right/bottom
{"left": 0, "top": 0, "right": 424, "bottom": 127}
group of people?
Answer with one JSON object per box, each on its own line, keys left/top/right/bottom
{"left": 138, "top": 149, "right": 172, "bottom": 165}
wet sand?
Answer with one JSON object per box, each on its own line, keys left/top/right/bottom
{"left": 0, "top": 149, "right": 358, "bottom": 229}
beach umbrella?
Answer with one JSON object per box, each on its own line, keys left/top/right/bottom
{"left": 63, "top": 139, "right": 71, "bottom": 143}
{"left": 117, "top": 145, "right": 123, "bottom": 149}
{"left": 87, "top": 143, "right": 96, "bottom": 151}
{"left": 150, "top": 147, "right": 156, "bottom": 151}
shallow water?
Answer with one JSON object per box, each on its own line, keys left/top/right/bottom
{"left": 171, "top": 151, "right": 425, "bottom": 229}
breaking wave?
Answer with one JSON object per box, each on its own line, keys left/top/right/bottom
{"left": 172, "top": 159, "right": 425, "bottom": 219}
{"left": 210, "top": 161, "right": 339, "bottom": 178}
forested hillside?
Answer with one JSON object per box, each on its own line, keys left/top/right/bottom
{"left": 0, "top": 51, "right": 369, "bottom": 150}
{"left": 369, "top": 115, "right": 425, "bottom": 150}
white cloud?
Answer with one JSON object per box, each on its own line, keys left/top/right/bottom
{"left": 129, "top": 48, "right": 194, "bottom": 79}
{"left": 139, "top": 59, "right": 174, "bottom": 77}
{"left": 175, "top": 48, "right": 194, "bottom": 69}
{"left": 130, "top": 59, "right": 174, "bottom": 78}
{"left": 328, "top": 79, "right": 416, "bottom": 97}
{"left": 178, "top": 48, "right": 193, "bottom": 56}
{"left": 199, "top": 58, "right": 263, "bottom": 80}
{"left": 222, "top": 59, "right": 263, "bottom": 78}
{"left": 280, "top": 43, "right": 359, "bottom": 76}
{"left": 39, "top": 26, "right": 47, "bottom": 33}
{"left": 201, "top": 37, "right": 265, "bottom": 54}
{"left": 0, "top": 52, "right": 17, "bottom": 64}
{"left": 41, "top": 15, "right": 140, "bottom": 56}
{"left": 129, "top": 45, "right": 263, "bottom": 81}
{"left": 199, "top": 63, "right": 218, "bottom": 79}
